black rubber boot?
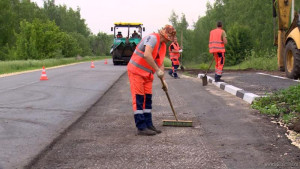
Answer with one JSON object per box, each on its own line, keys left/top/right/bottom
{"left": 215, "top": 74, "right": 223, "bottom": 82}
{"left": 137, "top": 128, "right": 156, "bottom": 136}
{"left": 147, "top": 126, "right": 162, "bottom": 134}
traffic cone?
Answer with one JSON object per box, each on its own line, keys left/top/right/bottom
{"left": 40, "top": 66, "right": 48, "bottom": 80}
{"left": 91, "top": 60, "right": 95, "bottom": 68}
{"left": 104, "top": 59, "right": 108, "bottom": 64}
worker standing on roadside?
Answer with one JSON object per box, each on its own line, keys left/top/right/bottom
{"left": 168, "top": 37, "right": 182, "bottom": 79}
{"left": 127, "top": 25, "right": 176, "bottom": 136}
{"left": 209, "top": 21, "right": 227, "bottom": 82}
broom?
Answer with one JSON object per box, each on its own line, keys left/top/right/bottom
{"left": 202, "top": 56, "right": 215, "bottom": 86}
{"left": 160, "top": 77, "right": 193, "bottom": 127}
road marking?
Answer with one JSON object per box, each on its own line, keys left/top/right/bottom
{"left": 198, "top": 74, "right": 259, "bottom": 104}
{"left": 257, "top": 72, "right": 300, "bottom": 82}
{"left": 0, "top": 61, "right": 90, "bottom": 78}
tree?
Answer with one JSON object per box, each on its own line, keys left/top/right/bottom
{"left": 15, "top": 19, "right": 80, "bottom": 60}
{"left": 90, "top": 32, "right": 113, "bottom": 56}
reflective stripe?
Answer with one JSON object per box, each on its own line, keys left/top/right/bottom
{"left": 134, "top": 50, "right": 144, "bottom": 57}
{"left": 143, "top": 109, "right": 152, "bottom": 113}
{"left": 129, "top": 60, "right": 153, "bottom": 74}
{"left": 215, "top": 69, "right": 223, "bottom": 75}
{"left": 134, "top": 110, "right": 144, "bottom": 115}
{"left": 209, "top": 41, "right": 224, "bottom": 44}
{"left": 209, "top": 47, "right": 225, "bottom": 49}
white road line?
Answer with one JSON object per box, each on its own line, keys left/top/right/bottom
{"left": 257, "top": 72, "right": 300, "bottom": 82}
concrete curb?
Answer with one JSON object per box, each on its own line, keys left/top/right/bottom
{"left": 198, "top": 74, "right": 260, "bottom": 104}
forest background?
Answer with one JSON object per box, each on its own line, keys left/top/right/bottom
{"left": 1, "top": 0, "right": 300, "bottom": 67}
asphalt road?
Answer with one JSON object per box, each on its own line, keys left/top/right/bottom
{"left": 29, "top": 71, "right": 300, "bottom": 169}
{"left": 207, "top": 71, "right": 299, "bottom": 96}
{"left": 0, "top": 60, "right": 126, "bottom": 169}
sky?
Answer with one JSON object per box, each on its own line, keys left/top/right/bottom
{"left": 32, "top": 0, "right": 215, "bottom": 36}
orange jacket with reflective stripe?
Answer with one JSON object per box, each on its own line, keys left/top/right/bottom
{"left": 169, "top": 42, "right": 180, "bottom": 65}
{"left": 127, "top": 33, "right": 166, "bottom": 77}
{"left": 209, "top": 28, "right": 225, "bottom": 53}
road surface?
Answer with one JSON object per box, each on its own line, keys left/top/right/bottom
{"left": 28, "top": 70, "right": 300, "bottom": 169}
{"left": 0, "top": 60, "right": 126, "bottom": 169}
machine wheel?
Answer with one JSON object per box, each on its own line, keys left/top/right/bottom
{"left": 113, "top": 58, "right": 118, "bottom": 65}
{"left": 284, "top": 40, "right": 300, "bottom": 79}
{"left": 113, "top": 60, "right": 119, "bottom": 65}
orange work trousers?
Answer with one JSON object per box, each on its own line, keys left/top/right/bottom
{"left": 213, "top": 52, "right": 225, "bottom": 76}
{"left": 127, "top": 71, "right": 154, "bottom": 129}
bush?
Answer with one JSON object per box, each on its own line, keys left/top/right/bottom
{"left": 226, "top": 23, "right": 253, "bottom": 66}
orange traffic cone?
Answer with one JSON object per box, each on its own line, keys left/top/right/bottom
{"left": 40, "top": 66, "right": 48, "bottom": 80}
{"left": 91, "top": 60, "right": 95, "bottom": 68}
{"left": 104, "top": 59, "right": 108, "bottom": 64}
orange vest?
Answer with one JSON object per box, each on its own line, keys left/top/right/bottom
{"left": 127, "top": 33, "right": 166, "bottom": 77}
{"left": 209, "top": 28, "right": 225, "bottom": 53}
{"left": 169, "top": 42, "right": 180, "bottom": 65}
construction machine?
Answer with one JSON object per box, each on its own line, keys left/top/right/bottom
{"left": 273, "top": 0, "right": 300, "bottom": 79}
{"left": 110, "top": 22, "right": 145, "bottom": 65}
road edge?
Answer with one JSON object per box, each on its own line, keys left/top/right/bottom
{"left": 197, "top": 74, "right": 260, "bottom": 104}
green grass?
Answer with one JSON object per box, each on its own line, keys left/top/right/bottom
{"left": 183, "top": 49, "right": 278, "bottom": 71}
{"left": 182, "top": 56, "right": 278, "bottom": 71}
{"left": 0, "top": 56, "right": 110, "bottom": 75}
{"left": 252, "top": 85, "right": 300, "bottom": 124}
{"left": 225, "top": 56, "right": 278, "bottom": 70}
{"left": 164, "top": 57, "right": 172, "bottom": 68}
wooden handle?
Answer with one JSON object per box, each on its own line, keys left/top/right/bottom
{"left": 159, "top": 78, "right": 178, "bottom": 121}
{"left": 205, "top": 56, "right": 215, "bottom": 75}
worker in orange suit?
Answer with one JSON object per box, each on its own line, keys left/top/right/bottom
{"left": 127, "top": 25, "right": 176, "bottom": 136}
{"left": 168, "top": 37, "right": 182, "bottom": 79}
{"left": 209, "top": 21, "right": 227, "bottom": 82}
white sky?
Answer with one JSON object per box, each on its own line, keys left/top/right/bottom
{"left": 32, "top": 0, "right": 215, "bottom": 35}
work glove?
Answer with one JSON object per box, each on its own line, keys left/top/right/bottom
{"left": 156, "top": 69, "right": 164, "bottom": 79}
{"left": 179, "top": 49, "right": 183, "bottom": 53}
{"left": 162, "top": 79, "right": 168, "bottom": 91}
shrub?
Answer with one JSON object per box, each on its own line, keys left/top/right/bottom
{"left": 226, "top": 23, "right": 253, "bottom": 66}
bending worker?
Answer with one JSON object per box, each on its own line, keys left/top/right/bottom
{"left": 209, "top": 21, "right": 227, "bottom": 82}
{"left": 168, "top": 37, "right": 182, "bottom": 79}
{"left": 127, "top": 25, "right": 176, "bottom": 136}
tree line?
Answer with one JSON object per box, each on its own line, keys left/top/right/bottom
{"left": 0, "top": 0, "right": 113, "bottom": 61}
{"left": 1, "top": 0, "right": 299, "bottom": 66}
{"left": 170, "top": 0, "right": 300, "bottom": 66}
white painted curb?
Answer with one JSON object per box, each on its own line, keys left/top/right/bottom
{"left": 198, "top": 73, "right": 260, "bottom": 104}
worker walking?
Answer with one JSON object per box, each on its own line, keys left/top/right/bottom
{"left": 168, "top": 37, "right": 182, "bottom": 79}
{"left": 127, "top": 25, "right": 176, "bottom": 136}
{"left": 209, "top": 21, "right": 227, "bottom": 82}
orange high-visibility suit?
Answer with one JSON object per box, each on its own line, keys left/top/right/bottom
{"left": 127, "top": 33, "right": 166, "bottom": 130}
{"left": 168, "top": 42, "right": 180, "bottom": 78}
{"left": 209, "top": 28, "right": 226, "bottom": 81}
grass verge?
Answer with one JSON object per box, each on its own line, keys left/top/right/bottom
{"left": 252, "top": 84, "right": 300, "bottom": 126}
{"left": 225, "top": 56, "right": 278, "bottom": 70}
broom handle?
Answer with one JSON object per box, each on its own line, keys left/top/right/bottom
{"left": 159, "top": 78, "right": 179, "bottom": 121}
{"left": 205, "top": 56, "right": 215, "bottom": 75}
